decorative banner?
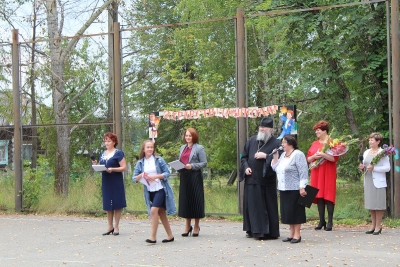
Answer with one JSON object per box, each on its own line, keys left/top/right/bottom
{"left": 161, "top": 105, "right": 279, "bottom": 120}
{"left": 153, "top": 105, "right": 298, "bottom": 140}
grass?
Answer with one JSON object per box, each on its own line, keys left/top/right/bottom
{"left": 1, "top": 172, "right": 399, "bottom": 228}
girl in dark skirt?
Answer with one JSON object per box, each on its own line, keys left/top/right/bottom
{"left": 271, "top": 135, "right": 308, "bottom": 243}
{"left": 178, "top": 128, "right": 207, "bottom": 237}
{"left": 133, "top": 140, "right": 176, "bottom": 244}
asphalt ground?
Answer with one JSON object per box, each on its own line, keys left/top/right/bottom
{"left": 0, "top": 214, "right": 399, "bottom": 267}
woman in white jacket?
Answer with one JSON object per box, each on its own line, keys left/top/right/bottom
{"left": 359, "top": 132, "right": 390, "bottom": 235}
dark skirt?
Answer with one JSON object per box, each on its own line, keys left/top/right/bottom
{"left": 102, "top": 173, "right": 126, "bottom": 211}
{"left": 279, "top": 190, "right": 306, "bottom": 224}
{"left": 178, "top": 169, "right": 205, "bottom": 218}
{"left": 149, "top": 189, "right": 166, "bottom": 209}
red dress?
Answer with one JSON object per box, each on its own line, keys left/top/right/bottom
{"left": 307, "top": 141, "right": 338, "bottom": 204}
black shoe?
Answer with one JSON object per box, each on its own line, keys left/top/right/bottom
{"left": 314, "top": 221, "right": 326, "bottom": 230}
{"left": 192, "top": 227, "right": 200, "bottom": 237}
{"left": 365, "top": 229, "right": 375, "bottom": 234}
{"left": 325, "top": 223, "right": 333, "bottom": 231}
{"left": 113, "top": 232, "right": 119, "bottom": 236}
{"left": 102, "top": 228, "right": 114, "bottom": 235}
{"left": 373, "top": 228, "right": 382, "bottom": 235}
{"left": 246, "top": 232, "right": 253, "bottom": 238}
{"left": 145, "top": 239, "right": 156, "bottom": 243}
{"left": 182, "top": 226, "right": 193, "bottom": 237}
{"left": 290, "top": 236, "right": 301, "bottom": 243}
{"left": 162, "top": 237, "right": 175, "bottom": 243}
{"left": 282, "top": 237, "right": 293, "bottom": 242}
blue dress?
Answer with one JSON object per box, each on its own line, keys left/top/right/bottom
{"left": 99, "top": 150, "right": 127, "bottom": 211}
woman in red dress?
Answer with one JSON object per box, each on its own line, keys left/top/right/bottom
{"left": 307, "top": 121, "right": 338, "bottom": 231}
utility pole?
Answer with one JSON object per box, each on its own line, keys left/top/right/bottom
{"left": 236, "top": 8, "right": 247, "bottom": 214}
{"left": 108, "top": 1, "right": 118, "bottom": 134}
{"left": 12, "top": 29, "right": 23, "bottom": 212}
{"left": 391, "top": 0, "right": 400, "bottom": 217}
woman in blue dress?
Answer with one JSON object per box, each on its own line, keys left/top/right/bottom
{"left": 92, "top": 132, "right": 127, "bottom": 236}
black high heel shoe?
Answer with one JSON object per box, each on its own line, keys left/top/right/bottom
{"left": 325, "top": 222, "right": 333, "bottom": 231}
{"left": 102, "top": 228, "right": 114, "bottom": 235}
{"left": 365, "top": 229, "right": 375, "bottom": 234}
{"left": 182, "top": 226, "right": 193, "bottom": 237}
{"left": 314, "top": 221, "right": 326, "bottom": 230}
{"left": 192, "top": 227, "right": 200, "bottom": 237}
{"left": 373, "top": 228, "right": 382, "bottom": 235}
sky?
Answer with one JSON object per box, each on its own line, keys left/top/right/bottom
{"left": 1, "top": 1, "right": 128, "bottom": 107}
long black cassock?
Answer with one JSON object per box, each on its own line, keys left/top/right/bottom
{"left": 240, "top": 135, "right": 281, "bottom": 239}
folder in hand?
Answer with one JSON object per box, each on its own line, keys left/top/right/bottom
{"left": 168, "top": 160, "right": 185, "bottom": 171}
{"left": 92, "top": 165, "right": 107, "bottom": 172}
{"left": 297, "top": 185, "right": 319, "bottom": 208}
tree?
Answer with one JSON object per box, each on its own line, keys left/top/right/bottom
{"left": 44, "top": 0, "right": 116, "bottom": 196}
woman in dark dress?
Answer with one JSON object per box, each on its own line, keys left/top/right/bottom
{"left": 178, "top": 128, "right": 207, "bottom": 237}
{"left": 91, "top": 132, "right": 126, "bottom": 236}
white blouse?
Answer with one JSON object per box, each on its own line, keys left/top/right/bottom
{"left": 144, "top": 155, "right": 163, "bottom": 192}
{"left": 276, "top": 156, "right": 291, "bottom": 190}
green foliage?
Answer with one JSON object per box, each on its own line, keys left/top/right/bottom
{"left": 22, "top": 156, "right": 53, "bottom": 209}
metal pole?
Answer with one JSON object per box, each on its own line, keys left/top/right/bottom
{"left": 113, "top": 22, "right": 122, "bottom": 147}
{"left": 391, "top": 0, "right": 400, "bottom": 217}
{"left": 12, "top": 29, "right": 23, "bottom": 212}
{"left": 236, "top": 8, "right": 247, "bottom": 214}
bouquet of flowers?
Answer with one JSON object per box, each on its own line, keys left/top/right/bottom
{"left": 309, "top": 134, "right": 357, "bottom": 170}
{"left": 361, "top": 144, "right": 396, "bottom": 178}
{"left": 370, "top": 144, "right": 396, "bottom": 166}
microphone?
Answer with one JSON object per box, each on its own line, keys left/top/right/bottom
{"left": 90, "top": 155, "right": 96, "bottom": 161}
{"left": 358, "top": 155, "right": 363, "bottom": 163}
{"left": 268, "top": 146, "right": 283, "bottom": 156}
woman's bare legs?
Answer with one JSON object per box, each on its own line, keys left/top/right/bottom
{"left": 159, "top": 208, "right": 173, "bottom": 239}
{"left": 114, "top": 209, "right": 122, "bottom": 233}
{"left": 293, "top": 224, "right": 301, "bottom": 239}
{"left": 185, "top": 218, "right": 192, "bottom": 233}
{"left": 288, "top": 225, "right": 294, "bottom": 238}
{"left": 369, "top": 210, "right": 377, "bottom": 231}
{"left": 194, "top": 218, "right": 200, "bottom": 234}
{"left": 106, "top": 210, "right": 114, "bottom": 231}
{"left": 149, "top": 207, "right": 160, "bottom": 241}
{"left": 374, "top": 210, "right": 384, "bottom": 231}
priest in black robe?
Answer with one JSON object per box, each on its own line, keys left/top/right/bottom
{"left": 240, "top": 117, "right": 281, "bottom": 239}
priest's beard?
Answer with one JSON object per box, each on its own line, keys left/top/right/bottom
{"left": 257, "top": 131, "right": 271, "bottom": 143}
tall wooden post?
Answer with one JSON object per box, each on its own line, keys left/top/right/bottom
{"left": 391, "top": 0, "right": 400, "bottom": 217}
{"left": 12, "top": 29, "right": 23, "bottom": 212}
{"left": 108, "top": 1, "right": 118, "bottom": 133}
{"left": 236, "top": 8, "right": 247, "bottom": 214}
{"left": 113, "top": 22, "right": 122, "bottom": 147}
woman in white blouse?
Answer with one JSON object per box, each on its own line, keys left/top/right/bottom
{"left": 271, "top": 135, "right": 308, "bottom": 244}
